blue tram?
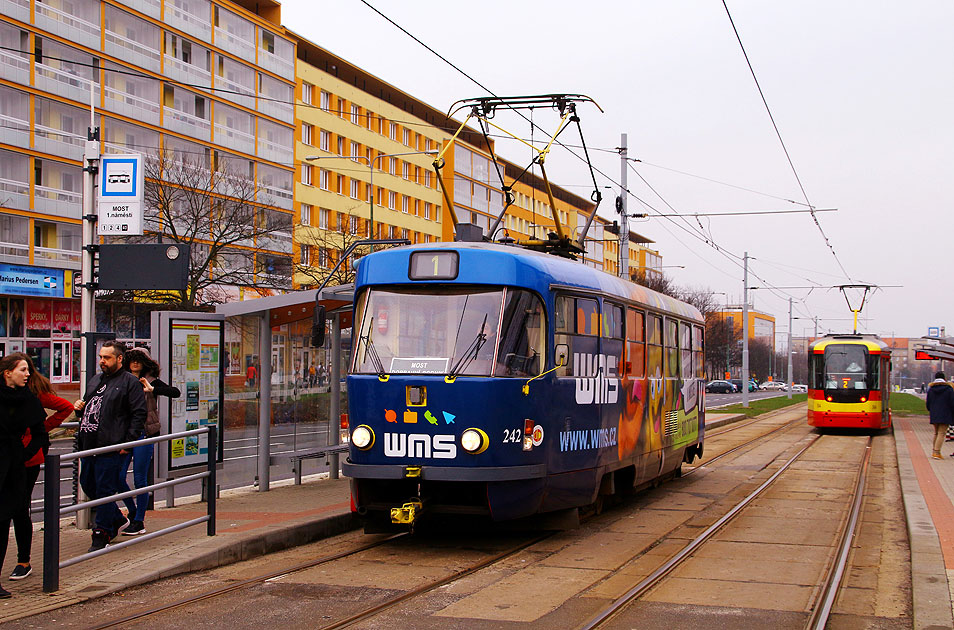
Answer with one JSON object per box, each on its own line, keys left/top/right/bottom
{"left": 341, "top": 242, "right": 705, "bottom": 529}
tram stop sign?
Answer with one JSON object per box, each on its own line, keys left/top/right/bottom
{"left": 97, "top": 244, "right": 190, "bottom": 292}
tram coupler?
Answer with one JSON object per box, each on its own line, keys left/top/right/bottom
{"left": 390, "top": 498, "right": 424, "bottom": 525}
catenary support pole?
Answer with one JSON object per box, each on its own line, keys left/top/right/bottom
{"left": 742, "top": 252, "right": 750, "bottom": 408}
{"left": 619, "top": 133, "right": 629, "bottom": 280}
{"left": 787, "top": 297, "right": 793, "bottom": 399}
{"left": 258, "top": 313, "right": 272, "bottom": 491}
{"left": 329, "top": 312, "right": 341, "bottom": 479}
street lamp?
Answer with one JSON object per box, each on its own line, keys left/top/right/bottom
{"left": 305, "top": 149, "right": 438, "bottom": 239}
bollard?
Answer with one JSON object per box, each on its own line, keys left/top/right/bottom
{"left": 43, "top": 453, "right": 61, "bottom": 593}
{"left": 207, "top": 426, "right": 216, "bottom": 536}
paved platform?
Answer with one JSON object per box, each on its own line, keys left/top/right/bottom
{"left": 1, "top": 410, "right": 949, "bottom": 628}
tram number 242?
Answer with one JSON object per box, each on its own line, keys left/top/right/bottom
{"left": 502, "top": 428, "right": 522, "bottom": 443}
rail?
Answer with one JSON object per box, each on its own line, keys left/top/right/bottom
{"left": 42, "top": 426, "right": 217, "bottom": 593}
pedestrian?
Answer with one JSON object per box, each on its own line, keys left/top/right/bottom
{"left": 74, "top": 341, "right": 147, "bottom": 552}
{"left": 246, "top": 362, "right": 257, "bottom": 388}
{"left": 308, "top": 363, "right": 316, "bottom": 387}
{"left": 117, "top": 347, "right": 180, "bottom": 536}
{"left": 9, "top": 358, "right": 73, "bottom": 582}
{"left": 925, "top": 371, "right": 954, "bottom": 460}
{"left": 0, "top": 353, "right": 47, "bottom": 598}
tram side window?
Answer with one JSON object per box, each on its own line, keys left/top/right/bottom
{"left": 602, "top": 303, "right": 623, "bottom": 339}
{"left": 665, "top": 319, "right": 679, "bottom": 378}
{"left": 647, "top": 314, "right": 663, "bottom": 378}
{"left": 554, "top": 295, "right": 598, "bottom": 377}
{"left": 625, "top": 308, "right": 645, "bottom": 378}
{"left": 495, "top": 289, "right": 546, "bottom": 377}
{"left": 680, "top": 322, "right": 692, "bottom": 379}
{"left": 693, "top": 325, "right": 704, "bottom": 378}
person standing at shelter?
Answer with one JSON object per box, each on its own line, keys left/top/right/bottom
{"left": 74, "top": 341, "right": 147, "bottom": 552}
{"left": 925, "top": 371, "right": 954, "bottom": 460}
{"left": 0, "top": 353, "right": 47, "bottom": 598}
{"left": 8, "top": 358, "right": 73, "bottom": 582}
{"left": 118, "top": 347, "right": 180, "bottom": 536}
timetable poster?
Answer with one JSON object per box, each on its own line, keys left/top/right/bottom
{"left": 168, "top": 320, "right": 224, "bottom": 470}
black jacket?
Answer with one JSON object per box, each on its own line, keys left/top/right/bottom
{"left": 0, "top": 385, "right": 47, "bottom": 519}
{"left": 926, "top": 381, "right": 954, "bottom": 425}
{"left": 78, "top": 369, "right": 147, "bottom": 450}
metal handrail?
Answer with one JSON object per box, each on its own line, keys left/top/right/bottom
{"left": 43, "top": 426, "right": 217, "bottom": 593}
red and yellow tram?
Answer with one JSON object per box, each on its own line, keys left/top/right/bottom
{"left": 807, "top": 334, "right": 891, "bottom": 429}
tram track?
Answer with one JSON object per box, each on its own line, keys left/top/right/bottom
{"left": 578, "top": 432, "right": 874, "bottom": 630}
{"left": 85, "top": 408, "right": 812, "bottom": 630}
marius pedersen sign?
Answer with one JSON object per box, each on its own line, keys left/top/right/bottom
{"left": 98, "top": 153, "right": 144, "bottom": 236}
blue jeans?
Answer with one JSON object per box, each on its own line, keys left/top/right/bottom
{"left": 118, "top": 441, "right": 154, "bottom": 523}
{"left": 79, "top": 454, "right": 126, "bottom": 537}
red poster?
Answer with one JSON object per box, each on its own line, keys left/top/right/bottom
{"left": 72, "top": 301, "right": 82, "bottom": 331}
{"left": 52, "top": 300, "right": 72, "bottom": 336}
{"left": 25, "top": 298, "right": 51, "bottom": 331}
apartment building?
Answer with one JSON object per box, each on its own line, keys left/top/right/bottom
{"left": 0, "top": 0, "right": 296, "bottom": 383}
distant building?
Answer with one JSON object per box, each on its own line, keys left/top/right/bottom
{"left": 716, "top": 307, "right": 776, "bottom": 345}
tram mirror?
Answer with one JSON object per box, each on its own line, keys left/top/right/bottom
{"left": 311, "top": 304, "right": 326, "bottom": 347}
{"left": 555, "top": 344, "right": 569, "bottom": 367}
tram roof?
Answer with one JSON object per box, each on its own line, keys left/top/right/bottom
{"left": 808, "top": 334, "right": 891, "bottom": 354}
{"left": 355, "top": 242, "right": 704, "bottom": 322}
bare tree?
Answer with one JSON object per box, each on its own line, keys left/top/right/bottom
{"left": 633, "top": 271, "right": 681, "bottom": 299}
{"left": 105, "top": 149, "right": 294, "bottom": 309}
{"left": 294, "top": 203, "right": 373, "bottom": 289}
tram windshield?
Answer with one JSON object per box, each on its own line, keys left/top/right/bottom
{"left": 352, "top": 286, "right": 545, "bottom": 377}
{"left": 811, "top": 344, "right": 876, "bottom": 391}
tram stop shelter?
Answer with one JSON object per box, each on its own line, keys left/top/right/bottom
{"left": 215, "top": 284, "right": 354, "bottom": 491}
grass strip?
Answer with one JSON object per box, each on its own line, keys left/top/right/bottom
{"left": 718, "top": 393, "right": 807, "bottom": 417}
{"left": 889, "top": 392, "right": 927, "bottom": 416}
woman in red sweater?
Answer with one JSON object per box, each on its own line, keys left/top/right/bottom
{"left": 9, "top": 360, "right": 73, "bottom": 581}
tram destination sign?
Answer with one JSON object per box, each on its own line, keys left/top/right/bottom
{"left": 98, "top": 153, "right": 144, "bottom": 236}
{"left": 390, "top": 357, "right": 449, "bottom": 374}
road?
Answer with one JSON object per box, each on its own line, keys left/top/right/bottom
{"left": 704, "top": 390, "right": 789, "bottom": 409}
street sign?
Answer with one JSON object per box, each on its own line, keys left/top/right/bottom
{"left": 928, "top": 326, "right": 941, "bottom": 338}
{"left": 98, "top": 153, "right": 144, "bottom": 235}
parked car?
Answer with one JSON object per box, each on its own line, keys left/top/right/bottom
{"left": 730, "top": 379, "right": 758, "bottom": 393}
{"left": 706, "top": 380, "right": 736, "bottom": 393}
{"left": 792, "top": 383, "right": 807, "bottom": 393}
{"left": 759, "top": 381, "right": 788, "bottom": 391}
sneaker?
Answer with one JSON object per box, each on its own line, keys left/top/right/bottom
{"left": 0, "top": 585, "right": 10, "bottom": 599}
{"left": 123, "top": 521, "right": 146, "bottom": 536}
{"left": 88, "top": 529, "right": 110, "bottom": 553}
{"left": 9, "top": 565, "right": 31, "bottom": 580}
{"left": 932, "top": 453, "right": 944, "bottom": 460}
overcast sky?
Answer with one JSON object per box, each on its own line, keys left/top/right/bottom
{"left": 283, "top": 0, "right": 954, "bottom": 342}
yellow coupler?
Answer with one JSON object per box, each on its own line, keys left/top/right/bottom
{"left": 390, "top": 499, "right": 423, "bottom": 525}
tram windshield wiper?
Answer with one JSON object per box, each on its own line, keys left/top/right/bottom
{"left": 448, "top": 314, "right": 488, "bottom": 379}
{"left": 360, "top": 317, "right": 387, "bottom": 378}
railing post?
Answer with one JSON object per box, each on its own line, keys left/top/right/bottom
{"left": 43, "top": 453, "right": 61, "bottom": 593}
{"left": 207, "top": 426, "right": 216, "bottom": 536}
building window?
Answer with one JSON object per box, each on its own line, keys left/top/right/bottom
{"left": 337, "top": 97, "right": 346, "bottom": 118}
{"left": 365, "top": 183, "right": 371, "bottom": 202}
{"left": 320, "top": 130, "right": 330, "bottom": 151}
{"left": 424, "top": 203, "right": 431, "bottom": 220}
{"left": 350, "top": 104, "right": 360, "bottom": 124}
{"left": 401, "top": 195, "right": 408, "bottom": 213}
{"left": 366, "top": 110, "right": 374, "bottom": 130}
{"left": 402, "top": 228, "right": 409, "bottom": 240}
{"left": 424, "top": 170, "right": 432, "bottom": 187}
{"left": 300, "top": 203, "right": 311, "bottom": 225}
{"left": 320, "top": 90, "right": 330, "bottom": 111}
{"left": 388, "top": 191, "right": 395, "bottom": 209}
{"left": 351, "top": 141, "right": 360, "bottom": 162}
{"left": 302, "top": 82, "right": 313, "bottom": 105}
{"left": 319, "top": 169, "right": 329, "bottom": 190}
{"left": 318, "top": 247, "right": 329, "bottom": 268}
{"left": 337, "top": 136, "right": 344, "bottom": 156}
{"left": 336, "top": 174, "right": 345, "bottom": 194}
{"left": 300, "top": 244, "right": 311, "bottom": 265}
{"left": 402, "top": 161, "right": 409, "bottom": 180}
{"left": 302, "top": 164, "right": 313, "bottom": 185}
{"left": 302, "top": 123, "right": 313, "bottom": 146}
{"left": 389, "top": 122, "right": 397, "bottom": 140}
{"left": 350, "top": 179, "right": 359, "bottom": 199}
{"left": 403, "top": 128, "right": 411, "bottom": 146}
{"left": 388, "top": 158, "right": 396, "bottom": 175}
{"left": 349, "top": 215, "right": 357, "bottom": 235}
{"left": 319, "top": 207, "right": 329, "bottom": 229}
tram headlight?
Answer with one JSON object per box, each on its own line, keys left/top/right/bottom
{"left": 352, "top": 425, "right": 375, "bottom": 450}
{"left": 460, "top": 428, "right": 489, "bottom": 454}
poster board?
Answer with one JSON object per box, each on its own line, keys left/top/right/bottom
{"left": 154, "top": 311, "right": 225, "bottom": 476}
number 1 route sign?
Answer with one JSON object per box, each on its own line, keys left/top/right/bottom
{"left": 98, "top": 153, "right": 144, "bottom": 236}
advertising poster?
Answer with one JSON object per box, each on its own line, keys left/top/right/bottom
{"left": 168, "top": 320, "right": 223, "bottom": 470}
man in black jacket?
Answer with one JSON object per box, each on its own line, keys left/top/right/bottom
{"left": 74, "top": 341, "right": 147, "bottom": 552}
{"left": 925, "top": 371, "right": 954, "bottom": 460}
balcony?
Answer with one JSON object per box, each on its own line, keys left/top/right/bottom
{"left": 0, "top": 240, "right": 29, "bottom": 264}
{"left": 165, "top": 4, "right": 211, "bottom": 41}
{"left": 34, "top": 2, "right": 100, "bottom": 51}
{"left": 34, "top": 184, "right": 81, "bottom": 218}
{"left": 0, "top": 177, "right": 29, "bottom": 211}
{"left": 104, "top": 85, "right": 160, "bottom": 124}
{"left": 258, "top": 185, "right": 292, "bottom": 210}
{"left": 162, "top": 106, "right": 211, "bottom": 141}
{"left": 257, "top": 136, "right": 292, "bottom": 165}
{"left": 213, "top": 123, "right": 254, "bottom": 155}
{"left": 257, "top": 49, "right": 294, "bottom": 80}
{"left": 34, "top": 245, "right": 81, "bottom": 269}
{"left": 105, "top": 30, "right": 161, "bottom": 73}
{"left": 257, "top": 97, "right": 293, "bottom": 124}
{"left": 214, "top": 75, "right": 255, "bottom": 110}
{"left": 0, "top": 0, "right": 29, "bottom": 22}
{"left": 35, "top": 62, "right": 98, "bottom": 108}
{"left": 258, "top": 232, "right": 292, "bottom": 254}
{"left": 113, "top": 0, "right": 160, "bottom": 19}
{"left": 0, "top": 113, "right": 29, "bottom": 150}
{"left": 34, "top": 124, "right": 84, "bottom": 161}
{"left": 0, "top": 45, "right": 29, "bottom": 86}
{"left": 214, "top": 26, "right": 255, "bottom": 61}
{"left": 163, "top": 54, "right": 211, "bottom": 88}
